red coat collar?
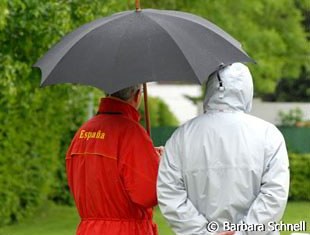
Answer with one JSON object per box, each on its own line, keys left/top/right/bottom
{"left": 97, "top": 97, "right": 140, "bottom": 122}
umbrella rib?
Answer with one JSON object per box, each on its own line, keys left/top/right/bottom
{"left": 143, "top": 14, "right": 201, "bottom": 83}
{"left": 145, "top": 10, "right": 245, "bottom": 53}
{"left": 144, "top": 12, "right": 241, "bottom": 76}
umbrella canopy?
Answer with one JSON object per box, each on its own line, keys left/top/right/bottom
{"left": 34, "top": 9, "right": 254, "bottom": 94}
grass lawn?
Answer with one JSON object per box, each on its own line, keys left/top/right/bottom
{"left": 0, "top": 201, "right": 308, "bottom": 235}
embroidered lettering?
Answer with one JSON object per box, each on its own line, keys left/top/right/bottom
{"left": 79, "top": 130, "right": 106, "bottom": 140}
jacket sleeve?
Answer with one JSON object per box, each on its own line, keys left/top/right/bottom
{"left": 237, "top": 125, "right": 290, "bottom": 235}
{"left": 157, "top": 130, "right": 209, "bottom": 235}
{"left": 119, "top": 124, "right": 159, "bottom": 208}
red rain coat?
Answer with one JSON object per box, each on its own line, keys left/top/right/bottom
{"left": 66, "top": 97, "right": 160, "bottom": 235}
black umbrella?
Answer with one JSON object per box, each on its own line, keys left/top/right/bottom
{"left": 34, "top": 0, "right": 254, "bottom": 134}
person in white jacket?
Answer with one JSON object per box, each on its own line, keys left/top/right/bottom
{"left": 157, "top": 63, "right": 290, "bottom": 235}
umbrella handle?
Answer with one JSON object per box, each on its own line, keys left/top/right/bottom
{"left": 143, "top": 83, "right": 151, "bottom": 136}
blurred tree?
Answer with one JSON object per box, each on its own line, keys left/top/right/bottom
{"left": 1, "top": 1, "right": 69, "bottom": 225}
{"left": 139, "top": 96, "right": 179, "bottom": 127}
{"left": 295, "top": 0, "right": 310, "bottom": 39}
{"left": 0, "top": 0, "right": 8, "bottom": 29}
{"left": 262, "top": 0, "right": 309, "bottom": 102}
{"left": 0, "top": 0, "right": 122, "bottom": 225}
{"left": 263, "top": 66, "right": 310, "bottom": 102}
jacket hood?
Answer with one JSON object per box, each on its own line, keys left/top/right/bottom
{"left": 203, "top": 63, "right": 253, "bottom": 113}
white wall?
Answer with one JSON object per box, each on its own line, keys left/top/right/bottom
{"left": 147, "top": 83, "right": 201, "bottom": 124}
{"left": 250, "top": 98, "right": 310, "bottom": 125}
{"left": 198, "top": 98, "right": 310, "bottom": 125}
{"left": 147, "top": 83, "right": 310, "bottom": 126}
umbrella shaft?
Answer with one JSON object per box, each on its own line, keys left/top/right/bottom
{"left": 135, "top": 0, "right": 141, "bottom": 11}
{"left": 143, "top": 83, "right": 151, "bottom": 136}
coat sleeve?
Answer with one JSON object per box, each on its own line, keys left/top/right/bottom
{"left": 119, "top": 124, "right": 159, "bottom": 208}
{"left": 237, "top": 125, "right": 290, "bottom": 235}
{"left": 157, "top": 130, "right": 209, "bottom": 235}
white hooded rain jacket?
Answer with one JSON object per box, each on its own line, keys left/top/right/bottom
{"left": 157, "top": 63, "right": 290, "bottom": 235}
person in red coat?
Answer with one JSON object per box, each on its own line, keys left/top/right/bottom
{"left": 66, "top": 84, "right": 161, "bottom": 235}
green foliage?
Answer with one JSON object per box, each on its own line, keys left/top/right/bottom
{"left": 264, "top": 67, "right": 310, "bottom": 102}
{"left": 295, "top": 0, "right": 310, "bottom": 42}
{"left": 278, "top": 108, "right": 304, "bottom": 126}
{"left": 0, "top": 0, "right": 109, "bottom": 226}
{"left": 139, "top": 96, "right": 179, "bottom": 127}
{"left": 0, "top": 0, "right": 8, "bottom": 30}
{"left": 289, "top": 153, "right": 310, "bottom": 201}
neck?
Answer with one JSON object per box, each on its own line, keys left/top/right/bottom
{"left": 107, "top": 96, "right": 137, "bottom": 110}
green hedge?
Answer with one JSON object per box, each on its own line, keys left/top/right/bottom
{"left": 0, "top": 1, "right": 110, "bottom": 226}
{"left": 139, "top": 97, "right": 179, "bottom": 128}
{"left": 0, "top": 82, "right": 91, "bottom": 226}
{"left": 289, "top": 153, "right": 310, "bottom": 201}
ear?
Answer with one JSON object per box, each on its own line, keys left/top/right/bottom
{"left": 133, "top": 89, "right": 141, "bottom": 103}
